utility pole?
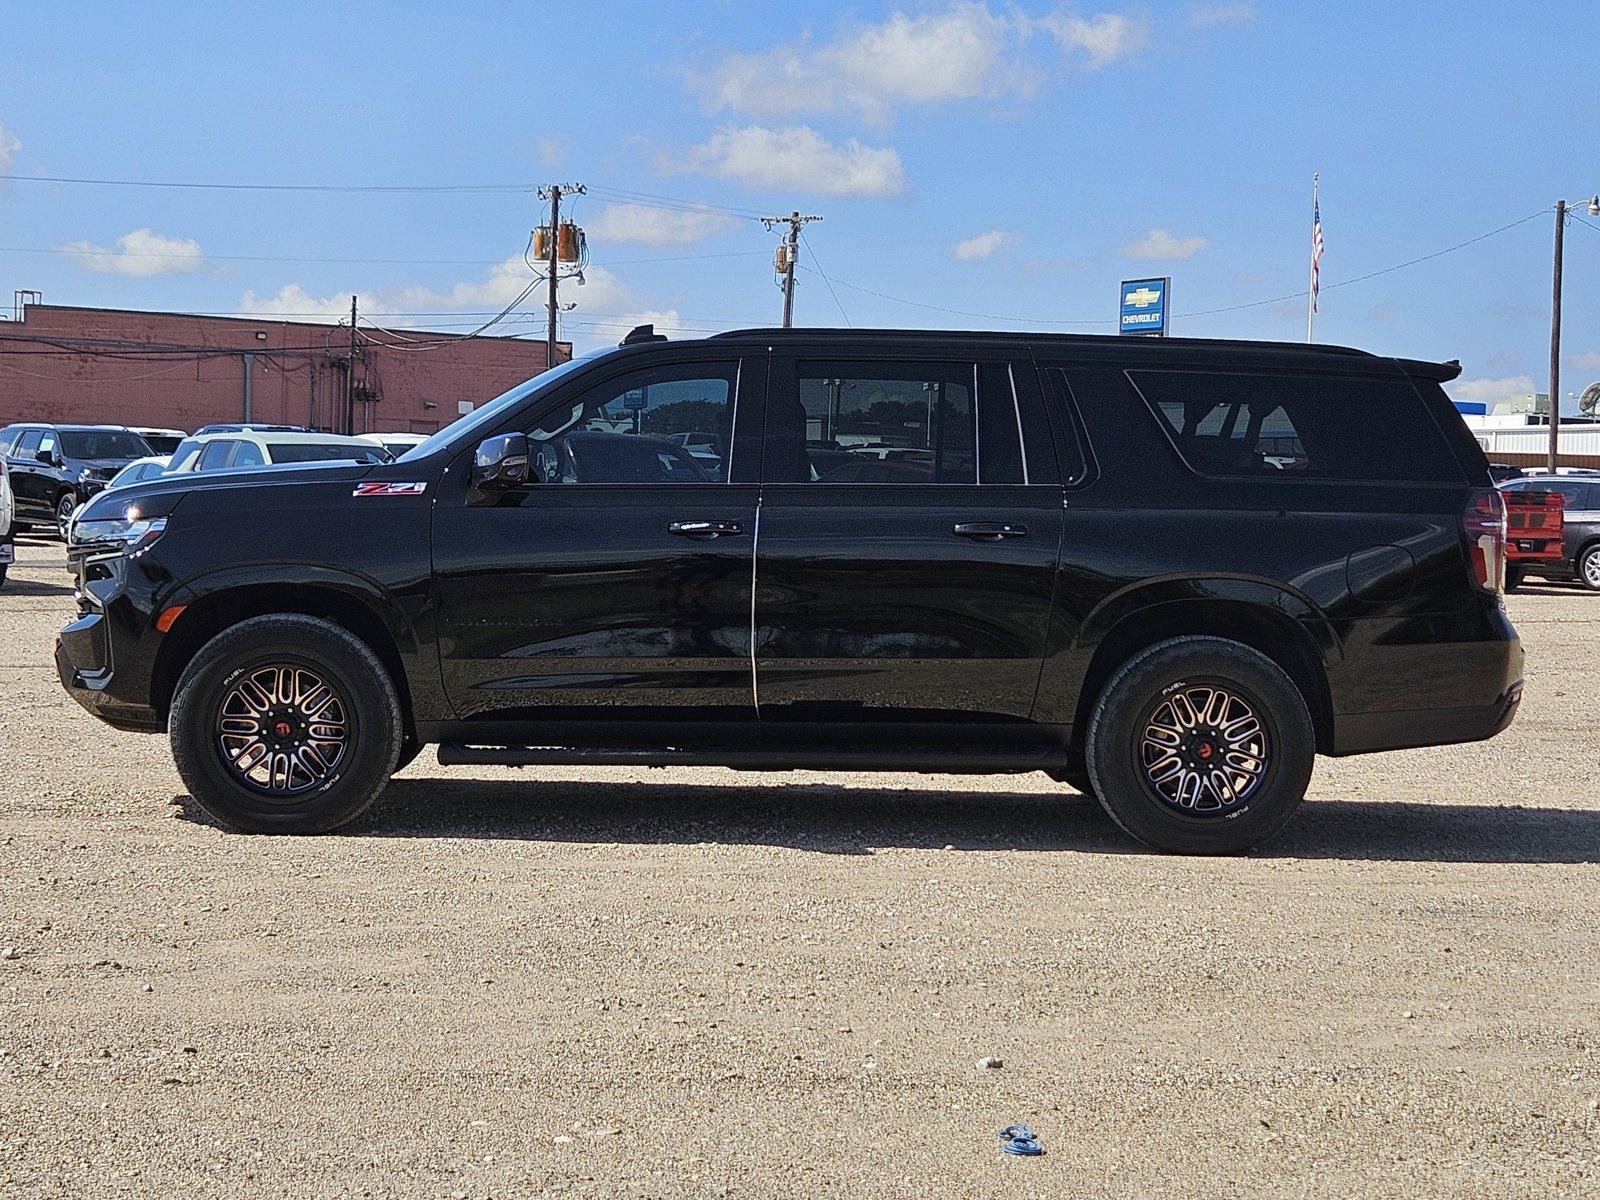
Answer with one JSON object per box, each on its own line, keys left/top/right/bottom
{"left": 538, "top": 182, "right": 585, "bottom": 367}
{"left": 346, "top": 294, "right": 358, "bottom": 436}
{"left": 762, "top": 211, "right": 822, "bottom": 327}
{"left": 1545, "top": 194, "right": 1599, "bottom": 474}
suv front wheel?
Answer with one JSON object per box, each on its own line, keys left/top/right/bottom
{"left": 169, "top": 614, "right": 403, "bottom": 833}
{"left": 1085, "top": 636, "right": 1315, "bottom": 855}
{"left": 55, "top": 492, "right": 77, "bottom": 539}
{"left": 1579, "top": 544, "right": 1600, "bottom": 592}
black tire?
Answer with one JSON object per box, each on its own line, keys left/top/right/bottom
{"left": 1579, "top": 544, "right": 1600, "bottom": 593}
{"left": 1085, "top": 636, "right": 1315, "bottom": 855}
{"left": 0, "top": 564, "right": 7, "bottom": 588}
{"left": 1505, "top": 564, "right": 1527, "bottom": 591}
{"left": 169, "top": 614, "right": 402, "bottom": 834}
{"left": 54, "top": 492, "right": 77, "bottom": 539}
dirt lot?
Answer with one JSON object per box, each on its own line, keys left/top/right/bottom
{"left": 1, "top": 533, "right": 1596, "bottom": 1199}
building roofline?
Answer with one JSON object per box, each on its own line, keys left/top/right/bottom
{"left": 3, "top": 302, "right": 571, "bottom": 349}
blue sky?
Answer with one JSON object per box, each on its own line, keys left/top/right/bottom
{"left": 2, "top": 1, "right": 1598, "bottom": 410}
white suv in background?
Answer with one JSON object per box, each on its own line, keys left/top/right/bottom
{"left": 166, "top": 431, "right": 392, "bottom": 474}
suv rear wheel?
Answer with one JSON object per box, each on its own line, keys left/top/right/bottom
{"left": 1579, "top": 544, "right": 1600, "bottom": 592}
{"left": 1085, "top": 636, "right": 1315, "bottom": 854}
{"left": 169, "top": 614, "right": 403, "bottom": 833}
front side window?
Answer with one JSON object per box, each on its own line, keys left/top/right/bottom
{"left": 196, "top": 440, "right": 238, "bottom": 471}
{"left": 1130, "top": 370, "right": 1463, "bottom": 483}
{"left": 528, "top": 363, "right": 737, "bottom": 485}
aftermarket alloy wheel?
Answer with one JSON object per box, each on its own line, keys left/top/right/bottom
{"left": 1580, "top": 545, "right": 1600, "bottom": 592}
{"left": 169, "top": 614, "right": 402, "bottom": 833}
{"left": 1085, "top": 636, "right": 1315, "bottom": 854}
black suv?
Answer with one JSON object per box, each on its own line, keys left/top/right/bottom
{"left": 57, "top": 328, "right": 1522, "bottom": 853}
{"left": 1, "top": 423, "right": 153, "bottom": 536}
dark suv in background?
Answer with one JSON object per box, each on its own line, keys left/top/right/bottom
{"left": 1, "top": 423, "right": 153, "bottom": 536}
{"left": 57, "top": 328, "right": 1521, "bottom": 854}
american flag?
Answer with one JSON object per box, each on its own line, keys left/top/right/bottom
{"left": 1310, "top": 189, "right": 1324, "bottom": 314}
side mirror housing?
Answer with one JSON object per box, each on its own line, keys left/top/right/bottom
{"left": 472, "top": 432, "right": 531, "bottom": 490}
{"left": 36, "top": 448, "right": 56, "bottom": 466}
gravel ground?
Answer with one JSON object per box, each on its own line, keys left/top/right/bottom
{"left": 1, "top": 534, "right": 1597, "bottom": 1199}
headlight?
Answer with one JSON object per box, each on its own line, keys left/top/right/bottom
{"left": 69, "top": 507, "right": 168, "bottom": 554}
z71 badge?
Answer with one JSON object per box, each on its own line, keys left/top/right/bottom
{"left": 352, "top": 481, "right": 428, "bottom": 497}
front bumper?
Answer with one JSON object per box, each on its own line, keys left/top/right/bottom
{"left": 55, "top": 613, "right": 164, "bottom": 732}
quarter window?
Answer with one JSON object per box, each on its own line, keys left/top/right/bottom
{"left": 528, "top": 363, "right": 737, "bottom": 485}
{"left": 1130, "top": 371, "right": 1463, "bottom": 483}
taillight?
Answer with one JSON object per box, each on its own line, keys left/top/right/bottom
{"left": 1464, "top": 488, "right": 1507, "bottom": 594}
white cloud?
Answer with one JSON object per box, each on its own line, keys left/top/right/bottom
{"left": 1187, "top": 3, "right": 1256, "bottom": 27}
{"left": 1450, "top": 375, "right": 1537, "bottom": 407}
{"left": 0, "top": 120, "right": 18, "bottom": 175}
{"left": 1571, "top": 351, "right": 1600, "bottom": 371}
{"left": 60, "top": 228, "right": 205, "bottom": 277}
{"left": 683, "top": 125, "right": 905, "bottom": 198}
{"left": 536, "top": 136, "right": 567, "bottom": 167}
{"left": 951, "top": 229, "right": 1014, "bottom": 261}
{"left": 585, "top": 203, "right": 738, "bottom": 247}
{"left": 694, "top": 3, "right": 1012, "bottom": 123}
{"left": 1121, "top": 228, "right": 1209, "bottom": 261}
{"left": 1038, "top": 11, "right": 1150, "bottom": 67}
{"left": 238, "top": 261, "right": 683, "bottom": 355}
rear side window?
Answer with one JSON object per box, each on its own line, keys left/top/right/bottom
{"left": 1129, "top": 370, "right": 1463, "bottom": 483}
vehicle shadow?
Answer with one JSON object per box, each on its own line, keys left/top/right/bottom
{"left": 175, "top": 777, "right": 1600, "bottom": 864}
{"left": 1, "top": 575, "right": 75, "bottom": 597}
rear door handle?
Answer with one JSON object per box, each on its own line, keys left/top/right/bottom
{"left": 670, "top": 519, "right": 745, "bottom": 538}
{"left": 953, "top": 522, "right": 1027, "bottom": 540}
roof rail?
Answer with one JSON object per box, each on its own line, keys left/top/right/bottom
{"left": 705, "top": 326, "right": 1375, "bottom": 357}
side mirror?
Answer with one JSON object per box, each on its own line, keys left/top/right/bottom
{"left": 472, "top": 432, "right": 531, "bottom": 490}
{"left": 36, "top": 448, "right": 56, "bottom": 466}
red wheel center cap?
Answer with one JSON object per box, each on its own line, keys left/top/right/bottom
{"left": 1197, "top": 741, "right": 1215, "bottom": 760}
{"left": 274, "top": 721, "right": 293, "bottom": 738}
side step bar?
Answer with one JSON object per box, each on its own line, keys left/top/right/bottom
{"left": 437, "top": 742, "right": 1062, "bottom": 775}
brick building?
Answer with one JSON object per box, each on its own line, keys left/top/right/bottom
{"left": 0, "top": 303, "right": 570, "bottom": 435}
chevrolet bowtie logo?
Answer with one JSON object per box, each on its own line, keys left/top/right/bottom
{"left": 1125, "top": 287, "right": 1162, "bottom": 308}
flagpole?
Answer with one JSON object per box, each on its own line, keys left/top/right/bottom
{"left": 1306, "top": 173, "right": 1319, "bottom": 343}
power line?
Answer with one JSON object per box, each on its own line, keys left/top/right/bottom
{"left": 800, "top": 230, "right": 851, "bottom": 327}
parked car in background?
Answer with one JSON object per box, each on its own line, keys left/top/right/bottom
{"left": 104, "top": 455, "right": 173, "bottom": 491}
{"left": 0, "top": 423, "right": 153, "bottom": 537}
{"left": 358, "top": 431, "right": 430, "bottom": 459}
{"left": 194, "top": 423, "right": 307, "bottom": 435}
{"left": 128, "top": 427, "right": 187, "bottom": 455}
{"left": 1499, "top": 474, "right": 1600, "bottom": 590}
{"left": 0, "top": 456, "right": 13, "bottom": 587}
{"left": 165, "top": 431, "right": 391, "bottom": 475}
{"left": 59, "top": 326, "right": 1522, "bottom": 854}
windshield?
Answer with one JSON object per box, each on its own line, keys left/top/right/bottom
{"left": 269, "top": 443, "right": 391, "bottom": 465}
{"left": 396, "top": 348, "right": 615, "bottom": 462}
{"left": 60, "top": 430, "right": 152, "bottom": 460}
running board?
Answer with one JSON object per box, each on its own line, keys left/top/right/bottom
{"left": 437, "top": 742, "right": 1061, "bottom": 775}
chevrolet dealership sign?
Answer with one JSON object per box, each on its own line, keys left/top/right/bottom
{"left": 1119, "top": 277, "right": 1170, "bottom": 336}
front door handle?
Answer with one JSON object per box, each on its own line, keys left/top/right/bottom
{"left": 669, "top": 519, "right": 745, "bottom": 539}
{"left": 953, "top": 522, "right": 1027, "bottom": 540}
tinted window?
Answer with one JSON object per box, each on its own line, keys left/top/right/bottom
{"left": 528, "top": 363, "right": 736, "bottom": 484}
{"left": 197, "top": 440, "right": 237, "bottom": 471}
{"left": 1130, "top": 371, "right": 1463, "bottom": 483}
{"left": 232, "top": 441, "right": 266, "bottom": 468}
{"left": 14, "top": 430, "right": 43, "bottom": 458}
{"left": 167, "top": 438, "right": 202, "bottom": 471}
{"left": 976, "top": 363, "right": 1026, "bottom": 484}
{"left": 268, "top": 443, "right": 389, "bottom": 465}
{"left": 58, "top": 430, "right": 151, "bottom": 460}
